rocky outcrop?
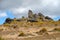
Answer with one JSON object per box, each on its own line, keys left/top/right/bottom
{"left": 28, "top": 10, "right": 38, "bottom": 22}
{"left": 28, "top": 10, "right": 33, "bottom": 19}
{"left": 38, "top": 13, "right": 45, "bottom": 18}
{"left": 28, "top": 10, "right": 53, "bottom": 22}
{"left": 4, "top": 10, "right": 53, "bottom": 23}
{"left": 4, "top": 18, "right": 14, "bottom": 24}
{"left": 38, "top": 13, "right": 45, "bottom": 21}
{"left": 45, "top": 16, "right": 53, "bottom": 20}
{"left": 58, "top": 19, "right": 60, "bottom": 21}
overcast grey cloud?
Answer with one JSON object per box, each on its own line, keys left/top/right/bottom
{"left": 0, "top": 0, "right": 60, "bottom": 18}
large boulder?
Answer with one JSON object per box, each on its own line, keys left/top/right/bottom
{"left": 38, "top": 13, "right": 45, "bottom": 17}
{"left": 45, "top": 16, "right": 53, "bottom": 20}
{"left": 58, "top": 19, "right": 60, "bottom": 21}
{"left": 33, "top": 14, "right": 38, "bottom": 20}
{"left": 28, "top": 10, "right": 33, "bottom": 19}
{"left": 27, "top": 10, "right": 53, "bottom": 22}
{"left": 4, "top": 18, "right": 13, "bottom": 24}
{"left": 28, "top": 10, "right": 38, "bottom": 22}
{"left": 38, "top": 13, "right": 45, "bottom": 21}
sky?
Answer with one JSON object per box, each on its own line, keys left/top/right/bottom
{"left": 0, "top": 0, "right": 60, "bottom": 24}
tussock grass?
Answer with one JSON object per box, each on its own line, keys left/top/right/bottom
{"left": 54, "top": 28, "right": 60, "bottom": 31}
{"left": 36, "top": 28, "right": 49, "bottom": 35}
{"left": 18, "top": 31, "right": 25, "bottom": 36}
{"left": 0, "top": 37, "right": 4, "bottom": 40}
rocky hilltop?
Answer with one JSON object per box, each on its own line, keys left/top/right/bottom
{"left": 4, "top": 10, "right": 53, "bottom": 24}
{"left": 0, "top": 10, "right": 60, "bottom": 40}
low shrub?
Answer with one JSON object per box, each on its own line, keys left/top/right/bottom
{"left": 18, "top": 31, "right": 25, "bottom": 36}
{"left": 0, "top": 37, "right": 4, "bottom": 40}
{"left": 36, "top": 28, "right": 48, "bottom": 35}
{"left": 40, "top": 28, "right": 47, "bottom": 33}
{"left": 55, "top": 24, "right": 58, "bottom": 26}
{"left": 54, "top": 28, "right": 60, "bottom": 31}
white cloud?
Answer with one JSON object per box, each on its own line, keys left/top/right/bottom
{"left": 0, "top": 0, "right": 60, "bottom": 18}
{"left": 11, "top": 7, "right": 28, "bottom": 13}
{"left": 11, "top": 7, "right": 32, "bottom": 18}
{"left": 0, "top": 12, "right": 7, "bottom": 17}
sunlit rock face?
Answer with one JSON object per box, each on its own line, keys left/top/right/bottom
{"left": 33, "top": 14, "right": 38, "bottom": 20}
{"left": 28, "top": 10, "right": 38, "bottom": 22}
{"left": 38, "top": 13, "right": 45, "bottom": 21}
{"left": 28, "top": 10, "right": 45, "bottom": 21}
{"left": 27, "top": 10, "right": 54, "bottom": 22}
{"left": 28, "top": 10, "right": 34, "bottom": 19}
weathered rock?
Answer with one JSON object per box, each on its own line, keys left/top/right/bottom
{"left": 28, "top": 10, "right": 38, "bottom": 22}
{"left": 33, "top": 14, "right": 38, "bottom": 18}
{"left": 27, "top": 19, "right": 38, "bottom": 22}
{"left": 28, "top": 10, "right": 53, "bottom": 22}
{"left": 58, "top": 19, "right": 60, "bottom": 21}
{"left": 38, "top": 13, "right": 45, "bottom": 21}
{"left": 28, "top": 10, "right": 33, "bottom": 19}
{"left": 45, "top": 16, "right": 53, "bottom": 20}
{"left": 4, "top": 10, "right": 53, "bottom": 23}
{"left": 38, "top": 13, "right": 44, "bottom": 17}
{"left": 4, "top": 18, "right": 13, "bottom": 24}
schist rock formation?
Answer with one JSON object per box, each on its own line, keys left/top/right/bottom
{"left": 28, "top": 10, "right": 53, "bottom": 21}
{"left": 4, "top": 10, "right": 53, "bottom": 24}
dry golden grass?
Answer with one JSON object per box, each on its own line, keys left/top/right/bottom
{"left": 0, "top": 36, "right": 4, "bottom": 40}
